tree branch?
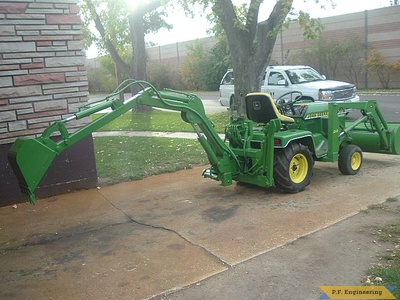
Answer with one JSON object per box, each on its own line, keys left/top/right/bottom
{"left": 246, "top": 0, "right": 261, "bottom": 39}
{"left": 137, "top": 0, "right": 165, "bottom": 16}
{"left": 85, "top": 0, "right": 132, "bottom": 77}
{"left": 212, "top": 0, "right": 237, "bottom": 35}
{"left": 213, "top": 0, "right": 253, "bottom": 59}
{"left": 255, "top": 0, "right": 293, "bottom": 67}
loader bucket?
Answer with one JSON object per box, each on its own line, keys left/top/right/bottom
{"left": 350, "top": 123, "right": 400, "bottom": 155}
{"left": 8, "top": 138, "right": 57, "bottom": 204}
{"left": 388, "top": 123, "right": 400, "bottom": 155}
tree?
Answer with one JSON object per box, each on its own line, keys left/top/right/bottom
{"left": 179, "top": 39, "right": 229, "bottom": 90}
{"left": 81, "top": 0, "right": 171, "bottom": 86}
{"left": 180, "top": 41, "right": 210, "bottom": 90}
{"left": 207, "top": 37, "right": 232, "bottom": 90}
{"left": 182, "top": 0, "right": 326, "bottom": 116}
{"left": 362, "top": 50, "right": 400, "bottom": 89}
{"left": 286, "top": 34, "right": 365, "bottom": 86}
{"left": 337, "top": 35, "right": 364, "bottom": 86}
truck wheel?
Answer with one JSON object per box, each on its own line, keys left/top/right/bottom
{"left": 338, "top": 144, "right": 363, "bottom": 175}
{"left": 274, "top": 143, "right": 313, "bottom": 192}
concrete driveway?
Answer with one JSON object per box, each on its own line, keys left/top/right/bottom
{"left": 1, "top": 152, "right": 400, "bottom": 299}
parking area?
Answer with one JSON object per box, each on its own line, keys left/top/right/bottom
{"left": 1, "top": 152, "right": 400, "bottom": 299}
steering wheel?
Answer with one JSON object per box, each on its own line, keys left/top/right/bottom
{"left": 275, "top": 91, "right": 303, "bottom": 115}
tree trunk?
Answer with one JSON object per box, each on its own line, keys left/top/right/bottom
{"left": 129, "top": 13, "right": 151, "bottom": 112}
{"left": 213, "top": 0, "right": 293, "bottom": 118}
{"left": 129, "top": 14, "right": 147, "bottom": 82}
{"left": 229, "top": 59, "right": 270, "bottom": 117}
{"left": 231, "top": 59, "right": 251, "bottom": 117}
{"left": 116, "top": 65, "right": 124, "bottom": 101}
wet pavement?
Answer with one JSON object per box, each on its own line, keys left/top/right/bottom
{"left": 1, "top": 151, "right": 400, "bottom": 299}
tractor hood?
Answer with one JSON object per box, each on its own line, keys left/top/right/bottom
{"left": 303, "top": 102, "right": 329, "bottom": 119}
{"left": 299, "top": 102, "right": 346, "bottom": 120}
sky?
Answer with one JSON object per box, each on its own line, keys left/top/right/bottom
{"left": 86, "top": 0, "right": 390, "bottom": 58}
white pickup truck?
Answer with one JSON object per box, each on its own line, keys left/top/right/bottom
{"left": 219, "top": 65, "right": 360, "bottom": 107}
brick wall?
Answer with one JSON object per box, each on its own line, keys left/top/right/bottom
{"left": 0, "top": 0, "right": 97, "bottom": 205}
{"left": 0, "top": 0, "right": 89, "bottom": 144}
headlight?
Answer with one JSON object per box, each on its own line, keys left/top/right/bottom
{"left": 319, "top": 90, "right": 334, "bottom": 101}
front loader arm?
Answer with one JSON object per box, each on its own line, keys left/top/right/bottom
{"left": 8, "top": 80, "right": 236, "bottom": 204}
{"left": 326, "top": 100, "right": 400, "bottom": 161}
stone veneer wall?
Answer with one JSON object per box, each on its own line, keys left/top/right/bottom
{"left": 0, "top": 0, "right": 97, "bottom": 205}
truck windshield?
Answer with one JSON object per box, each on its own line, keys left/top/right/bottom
{"left": 285, "top": 68, "right": 325, "bottom": 84}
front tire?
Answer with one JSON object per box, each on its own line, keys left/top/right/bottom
{"left": 338, "top": 144, "right": 363, "bottom": 175}
{"left": 274, "top": 143, "right": 313, "bottom": 192}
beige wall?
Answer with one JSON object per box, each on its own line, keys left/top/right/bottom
{"left": 272, "top": 6, "right": 400, "bottom": 88}
{"left": 146, "top": 6, "right": 400, "bottom": 89}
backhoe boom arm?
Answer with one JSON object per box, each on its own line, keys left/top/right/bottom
{"left": 8, "top": 81, "right": 236, "bottom": 204}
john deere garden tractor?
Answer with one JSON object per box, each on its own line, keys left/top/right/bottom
{"left": 8, "top": 80, "right": 400, "bottom": 204}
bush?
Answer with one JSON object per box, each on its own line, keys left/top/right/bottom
{"left": 87, "top": 67, "right": 116, "bottom": 93}
{"left": 147, "top": 61, "right": 175, "bottom": 90}
{"left": 179, "top": 39, "right": 230, "bottom": 91}
{"left": 285, "top": 34, "right": 364, "bottom": 85}
{"left": 361, "top": 50, "right": 400, "bottom": 89}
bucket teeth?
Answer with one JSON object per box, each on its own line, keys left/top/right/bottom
{"left": 20, "top": 186, "right": 36, "bottom": 205}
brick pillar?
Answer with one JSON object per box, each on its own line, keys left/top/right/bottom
{"left": 0, "top": 0, "right": 97, "bottom": 205}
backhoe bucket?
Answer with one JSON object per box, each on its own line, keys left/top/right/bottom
{"left": 8, "top": 138, "right": 57, "bottom": 204}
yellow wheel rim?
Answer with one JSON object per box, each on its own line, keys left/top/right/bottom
{"left": 289, "top": 153, "right": 309, "bottom": 184}
{"left": 351, "top": 151, "right": 362, "bottom": 170}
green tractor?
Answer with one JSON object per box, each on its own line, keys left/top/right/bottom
{"left": 8, "top": 80, "right": 400, "bottom": 204}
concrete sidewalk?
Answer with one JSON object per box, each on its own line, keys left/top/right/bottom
{"left": 152, "top": 199, "right": 400, "bottom": 300}
{"left": 1, "top": 153, "right": 400, "bottom": 299}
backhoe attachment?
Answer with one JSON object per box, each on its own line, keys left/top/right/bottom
{"left": 8, "top": 80, "right": 236, "bottom": 204}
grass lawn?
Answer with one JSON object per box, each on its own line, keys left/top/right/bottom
{"left": 92, "top": 109, "right": 230, "bottom": 133}
{"left": 364, "top": 219, "right": 400, "bottom": 299}
{"left": 94, "top": 136, "right": 208, "bottom": 185}
{"left": 92, "top": 109, "right": 229, "bottom": 185}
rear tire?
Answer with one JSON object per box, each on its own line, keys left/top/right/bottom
{"left": 338, "top": 144, "right": 363, "bottom": 175}
{"left": 274, "top": 143, "right": 313, "bottom": 192}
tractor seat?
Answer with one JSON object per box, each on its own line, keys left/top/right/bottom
{"left": 245, "top": 92, "right": 294, "bottom": 124}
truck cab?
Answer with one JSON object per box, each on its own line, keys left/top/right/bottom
{"left": 219, "top": 65, "right": 360, "bottom": 107}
